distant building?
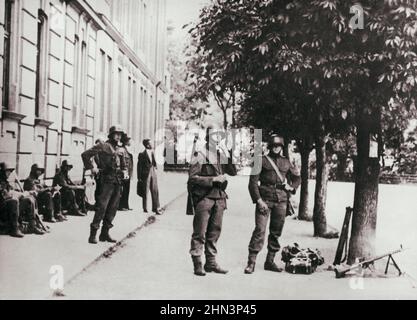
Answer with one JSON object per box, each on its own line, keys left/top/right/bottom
{"left": 0, "top": 0, "right": 170, "bottom": 181}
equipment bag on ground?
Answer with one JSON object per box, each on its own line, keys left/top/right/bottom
{"left": 281, "top": 243, "right": 325, "bottom": 274}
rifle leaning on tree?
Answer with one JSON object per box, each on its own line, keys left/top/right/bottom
{"left": 334, "top": 246, "right": 405, "bottom": 279}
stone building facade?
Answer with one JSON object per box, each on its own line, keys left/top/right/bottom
{"left": 0, "top": 0, "right": 170, "bottom": 181}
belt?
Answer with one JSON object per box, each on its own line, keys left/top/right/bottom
{"left": 261, "top": 183, "right": 286, "bottom": 190}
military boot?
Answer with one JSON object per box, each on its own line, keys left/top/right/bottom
{"left": 99, "top": 226, "right": 117, "bottom": 243}
{"left": 204, "top": 257, "right": 229, "bottom": 274}
{"left": 264, "top": 251, "right": 283, "bottom": 272}
{"left": 244, "top": 254, "right": 257, "bottom": 274}
{"left": 43, "top": 210, "right": 56, "bottom": 223}
{"left": 88, "top": 226, "right": 98, "bottom": 244}
{"left": 192, "top": 256, "right": 206, "bottom": 276}
{"left": 29, "top": 220, "right": 45, "bottom": 235}
{"left": 10, "top": 225, "right": 24, "bottom": 238}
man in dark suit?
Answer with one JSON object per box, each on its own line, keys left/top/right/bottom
{"left": 137, "top": 139, "right": 163, "bottom": 215}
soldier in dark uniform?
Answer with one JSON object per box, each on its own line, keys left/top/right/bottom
{"left": 0, "top": 162, "right": 44, "bottom": 236}
{"left": 118, "top": 133, "right": 133, "bottom": 211}
{"left": 188, "top": 125, "right": 237, "bottom": 276}
{"left": 82, "top": 125, "right": 127, "bottom": 244}
{"left": 24, "top": 164, "right": 67, "bottom": 223}
{"left": 0, "top": 163, "right": 24, "bottom": 237}
{"left": 244, "top": 134, "right": 301, "bottom": 274}
{"left": 53, "top": 160, "right": 87, "bottom": 217}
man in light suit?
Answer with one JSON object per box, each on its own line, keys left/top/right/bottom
{"left": 137, "top": 139, "right": 164, "bottom": 215}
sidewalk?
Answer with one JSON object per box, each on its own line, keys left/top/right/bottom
{"left": 0, "top": 171, "right": 188, "bottom": 300}
{"left": 60, "top": 176, "right": 417, "bottom": 300}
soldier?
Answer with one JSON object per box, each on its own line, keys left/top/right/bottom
{"left": 0, "top": 162, "right": 44, "bottom": 236}
{"left": 0, "top": 163, "right": 24, "bottom": 238}
{"left": 244, "top": 134, "right": 301, "bottom": 274}
{"left": 53, "top": 160, "right": 87, "bottom": 217}
{"left": 188, "top": 124, "right": 237, "bottom": 276}
{"left": 82, "top": 125, "right": 128, "bottom": 244}
{"left": 118, "top": 133, "right": 133, "bottom": 211}
{"left": 24, "top": 164, "right": 66, "bottom": 223}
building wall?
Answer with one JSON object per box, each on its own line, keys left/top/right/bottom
{"left": 0, "top": 0, "right": 169, "bottom": 181}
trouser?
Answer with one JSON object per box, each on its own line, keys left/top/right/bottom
{"left": 190, "top": 198, "right": 226, "bottom": 258}
{"left": 119, "top": 178, "right": 131, "bottom": 209}
{"left": 37, "top": 191, "right": 61, "bottom": 218}
{"left": 94, "top": 176, "right": 102, "bottom": 205}
{"left": 0, "top": 198, "right": 19, "bottom": 231}
{"left": 248, "top": 200, "right": 287, "bottom": 257}
{"left": 19, "top": 196, "right": 37, "bottom": 222}
{"left": 62, "top": 188, "right": 86, "bottom": 213}
{"left": 142, "top": 168, "right": 160, "bottom": 212}
{"left": 90, "top": 182, "right": 122, "bottom": 230}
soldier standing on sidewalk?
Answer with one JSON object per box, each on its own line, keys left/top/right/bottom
{"left": 82, "top": 125, "right": 127, "bottom": 244}
{"left": 244, "top": 134, "right": 301, "bottom": 274}
{"left": 188, "top": 124, "right": 237, "bottom": 276}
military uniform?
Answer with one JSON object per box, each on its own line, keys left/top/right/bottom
{"left": 0, "top": 177, "right": 23, "bottom": 237}
{"left": 0, "top": 163, "right": 43, "bottom": 236}
{"left": 246, "top": 154, "right": 300, "bottom": 271}
{"left": 82, "top": 137, "right": 126, "bottom": 243}
{"left": 188, "top": 146, "right": 237, "bottom": 275}
{"left": 53, "top": 166, "right": 86, "bottom": 215}
{"left": 24, "top": 165, "right": 65, "bottom": 222}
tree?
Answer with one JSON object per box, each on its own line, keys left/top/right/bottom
{"left": 193, "top": 0, "right": 417, "bottom": 261}
{"left": 191, "top": 0, "right": 345, "bottom": 237}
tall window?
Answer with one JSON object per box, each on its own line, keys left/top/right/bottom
{"left": 80, "top": 40, "right": 87, "bottom": 127}
{"left": 106, "top": 56, "right": 113, "bottom": 127}
{"left": 117, "top": 67, "right": 122, "bottom": 124}
{"left": 2, "top": 0, "right": 12, "bottom": 110}
{"left": 127, "top": 76, "right": 132, "bottom": 134}
{"left": 99, "top": 50, "right": 106, "bottom": 132}
{"left": 35, "top": 9, "right": 46, "bottom": 117}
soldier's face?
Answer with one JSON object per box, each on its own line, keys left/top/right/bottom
{"left": 112, "top": 133, "right": 122, "bottom": 143}
{"left": 270, "top": 137, "right": 284, "bottom": 155}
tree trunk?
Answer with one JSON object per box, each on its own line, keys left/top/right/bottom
{"left": 347, "top": 116, "right": 380, "bottom": 264}
{"left": 298, "top": 142, "right": 311, "bottom": 220}
{"left": 313, "top": 134, "right": 329, "bottom": 237}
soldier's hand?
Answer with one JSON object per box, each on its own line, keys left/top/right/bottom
{"left": 91, "top": 168, "right": 100, "bottom": 176}
{"left": 257, "top": 199, "right": 269, "bottom": 215}
{"left": 213, "top": 175, "right": 226, "bottom": 184}
{"left": 284, "top": 183, "right": 295, "bottom": 193}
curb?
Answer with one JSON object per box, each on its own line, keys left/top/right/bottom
{"left": 49, "top": 191, "right": 187, "bottom": 299}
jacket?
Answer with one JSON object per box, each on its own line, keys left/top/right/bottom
{"left": 249, "top": 155, "right": 301, "bottom": 203}
{"left": 81, "top": 140, "right": 127, "bottom": 185}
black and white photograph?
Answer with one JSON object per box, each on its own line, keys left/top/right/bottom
{"left": 1, "top": 0, "right": 417, "bottom": 305}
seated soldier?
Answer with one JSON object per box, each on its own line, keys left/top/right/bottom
{"left": 53, "top": 160, "right": 87, "bottom": 216}
{"left": 0, "top": 162, "right": 44, "bottom": 236}
{"left": 24, "top": 164, "right": 67, "bottom": 223}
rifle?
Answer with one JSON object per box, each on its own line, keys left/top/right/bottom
{"left": 335, "top": 246, "right": 405, "bottom": 279}
{"left": 12, "top": 171, "right": 50, "bottom": 233}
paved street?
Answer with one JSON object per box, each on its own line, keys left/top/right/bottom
{"left": 0, "top": 172, "right": 188, "bottom": 300}
{"left": 60, "top": 176, "right": 417, "bottom": 300}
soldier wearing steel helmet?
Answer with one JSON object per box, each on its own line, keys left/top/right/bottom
{"left": 188, "top": 122, "right": 237, "bottom": 276}
{"left": 244, "top": 134, "right": 301, "bottom": 274}
{"left": 82, "top": 125, "right": 128, "bottom": 244}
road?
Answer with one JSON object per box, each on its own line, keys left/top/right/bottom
{"left": 60, "top": 176, "right": 417, "bottom": 300}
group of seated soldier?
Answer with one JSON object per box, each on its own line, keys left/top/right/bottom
{"left": 0, "top": 160, "right": 88, "bottom": 238}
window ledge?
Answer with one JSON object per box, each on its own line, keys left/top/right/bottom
{"left": 2, "top": 110, "right": 26, "bottom": 122}
{"left": 35, "top": 118, "right": 53, "bottom": 127}
{"left": 72, "top": 126, "right": 90, "bottom": 135}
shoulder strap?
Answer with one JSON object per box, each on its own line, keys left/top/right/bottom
{"left": 265, "top": 155, "right": 286, "bottom": 184}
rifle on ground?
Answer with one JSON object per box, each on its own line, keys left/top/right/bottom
{"left": 334, "top": 246, "right": 405, "bottom": 279}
